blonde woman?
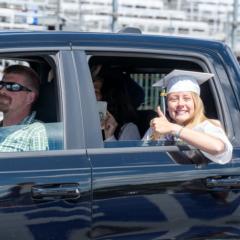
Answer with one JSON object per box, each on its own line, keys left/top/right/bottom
{"left": 143, "top": 70, "right": 232, "bottom": 164}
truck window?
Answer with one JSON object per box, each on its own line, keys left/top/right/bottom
{"left": 0, "top": 54, "right": 64, "bottom": 152}
{"left": 89, "top": 54, "right": 219, "bottom": 142}
{"left": 86, "top": 53, "right": 234, "bottom": 165}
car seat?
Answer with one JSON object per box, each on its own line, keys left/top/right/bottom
{"left": 200, "top": 82, "right": 218, "bottom": 119}
{"left": 126, "top": 75, "right": 158, "bottom": 138}
{"left": 136, "top": 109, "right": 158, "bottom": 137}
{"left": 34, "top": 70, "right": 58, "bottom": 123}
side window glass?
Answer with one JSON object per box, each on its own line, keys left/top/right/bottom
{"left": 0, "top": 56, "right": 63, "bottom": 152}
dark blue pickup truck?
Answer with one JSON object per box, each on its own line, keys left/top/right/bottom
{"left": 0, "top": 30, "right": 240, "bottom": 240}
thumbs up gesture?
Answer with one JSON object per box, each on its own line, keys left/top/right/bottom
{"left": 150, "top": 106, "right": 174, "bottom": 138}
{"left": 156, "top": 106, "right": 167, "bottom": 120}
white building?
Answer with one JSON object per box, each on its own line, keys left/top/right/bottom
{"left": 183, "top": 0, "right": 234, "bottom": 41}
{"left": 58, "top": 0, "right": 234, "bottom": 41}
{"left": 0, "top": 0, "right": 47, "bottom": 30}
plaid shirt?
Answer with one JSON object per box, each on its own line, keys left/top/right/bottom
{"left": 0, "top": 111, "right": 49, "bottom": 152}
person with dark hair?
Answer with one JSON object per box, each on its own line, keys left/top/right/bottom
{"left": 0, "top": 64, "right": 49, "bottom": 152}
{"left": 93, "top": 68, "right": 140, "bottom": 141}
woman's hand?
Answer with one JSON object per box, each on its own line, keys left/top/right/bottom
{"left": 104, "top": 111, "right": 118, "bottom": 139}
{"left": 150, "top": 106, "right": 181, "bottom": 138}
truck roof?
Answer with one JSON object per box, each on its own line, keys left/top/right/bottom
{"left": 0, "top": 30, "right": 227, "bottom": 52}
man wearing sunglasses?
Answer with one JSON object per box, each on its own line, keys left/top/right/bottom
{"left": 0, "top": 64, "right": 48, "bottom": 152}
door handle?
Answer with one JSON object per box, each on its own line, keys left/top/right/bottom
{"left": 31, "top": 183, "right": 81, "bottom": 200}
{"left": 206, "top": 177, "right": 240, "bottom": 188}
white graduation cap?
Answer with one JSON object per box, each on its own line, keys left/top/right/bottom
{"left": 152, "top": 70, "right": 214, "bottom": 95}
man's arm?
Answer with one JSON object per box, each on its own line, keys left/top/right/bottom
{"left": 29, "top": 122, "right": 49, "bottom": 151}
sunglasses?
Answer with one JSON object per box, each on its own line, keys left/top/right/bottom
{"left": 0, "top": 81, "right": 32, "bottom": 92}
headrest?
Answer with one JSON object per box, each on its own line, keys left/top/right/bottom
{"left": 125, "top": 75, "right": 145, "bottom": 108}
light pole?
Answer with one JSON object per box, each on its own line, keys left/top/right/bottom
{"left": 231, "top": 0, "right": 239, "bottom": 51}
{"left": 78, "top": 0, "right": 82, "bottom": 31}
{"left": 56, "top": 0, "right": 61, "bottom": 30}
{"left": 177, "top": 0, "right": 182, "bottom": 10}
{"left": 111, "top": 0, "right": 118, "bottom": 32}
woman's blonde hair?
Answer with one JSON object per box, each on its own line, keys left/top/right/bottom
{"left": 185, "top": 92, "right": 207, "bottom": 128}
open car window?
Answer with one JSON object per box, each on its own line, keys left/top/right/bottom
{"left": 0, "top": 54, "right": 64, "bottom": 152}
{"left": 88, "top": 54, "right": 222, "bottom": 151}
{"left": 86, "top": 53, "right": 231, "bottom": 164}
{"left": 86, "top": 53, "right": 234, "bottom": 165}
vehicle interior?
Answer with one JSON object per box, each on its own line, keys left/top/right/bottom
{"left": 0, "top": 54, "right": 63, "bottom": 150}
{"left": 0, "top": 52, "right": 219, "bottom": 154}
{"left": 89, "top": 55, "right": 218, "bottom": 138}
{"left": 0, "top": 54, "right": 59, "bottom": 123}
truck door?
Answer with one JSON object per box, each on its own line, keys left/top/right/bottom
{"left": 88, "top": 145, "right": 239, "bottom": 240}
{"left": 0, "top": 50, "right": 91, "bottom": 240}
{"left": 73, "top": 49, "right": 239, "bottom": 240}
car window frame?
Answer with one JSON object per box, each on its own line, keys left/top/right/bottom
{"left": 0, "top": 48, "right": 86, "bottom": 157}
{"left": 78, "top": 48, "right": 232, "bottom": 144}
